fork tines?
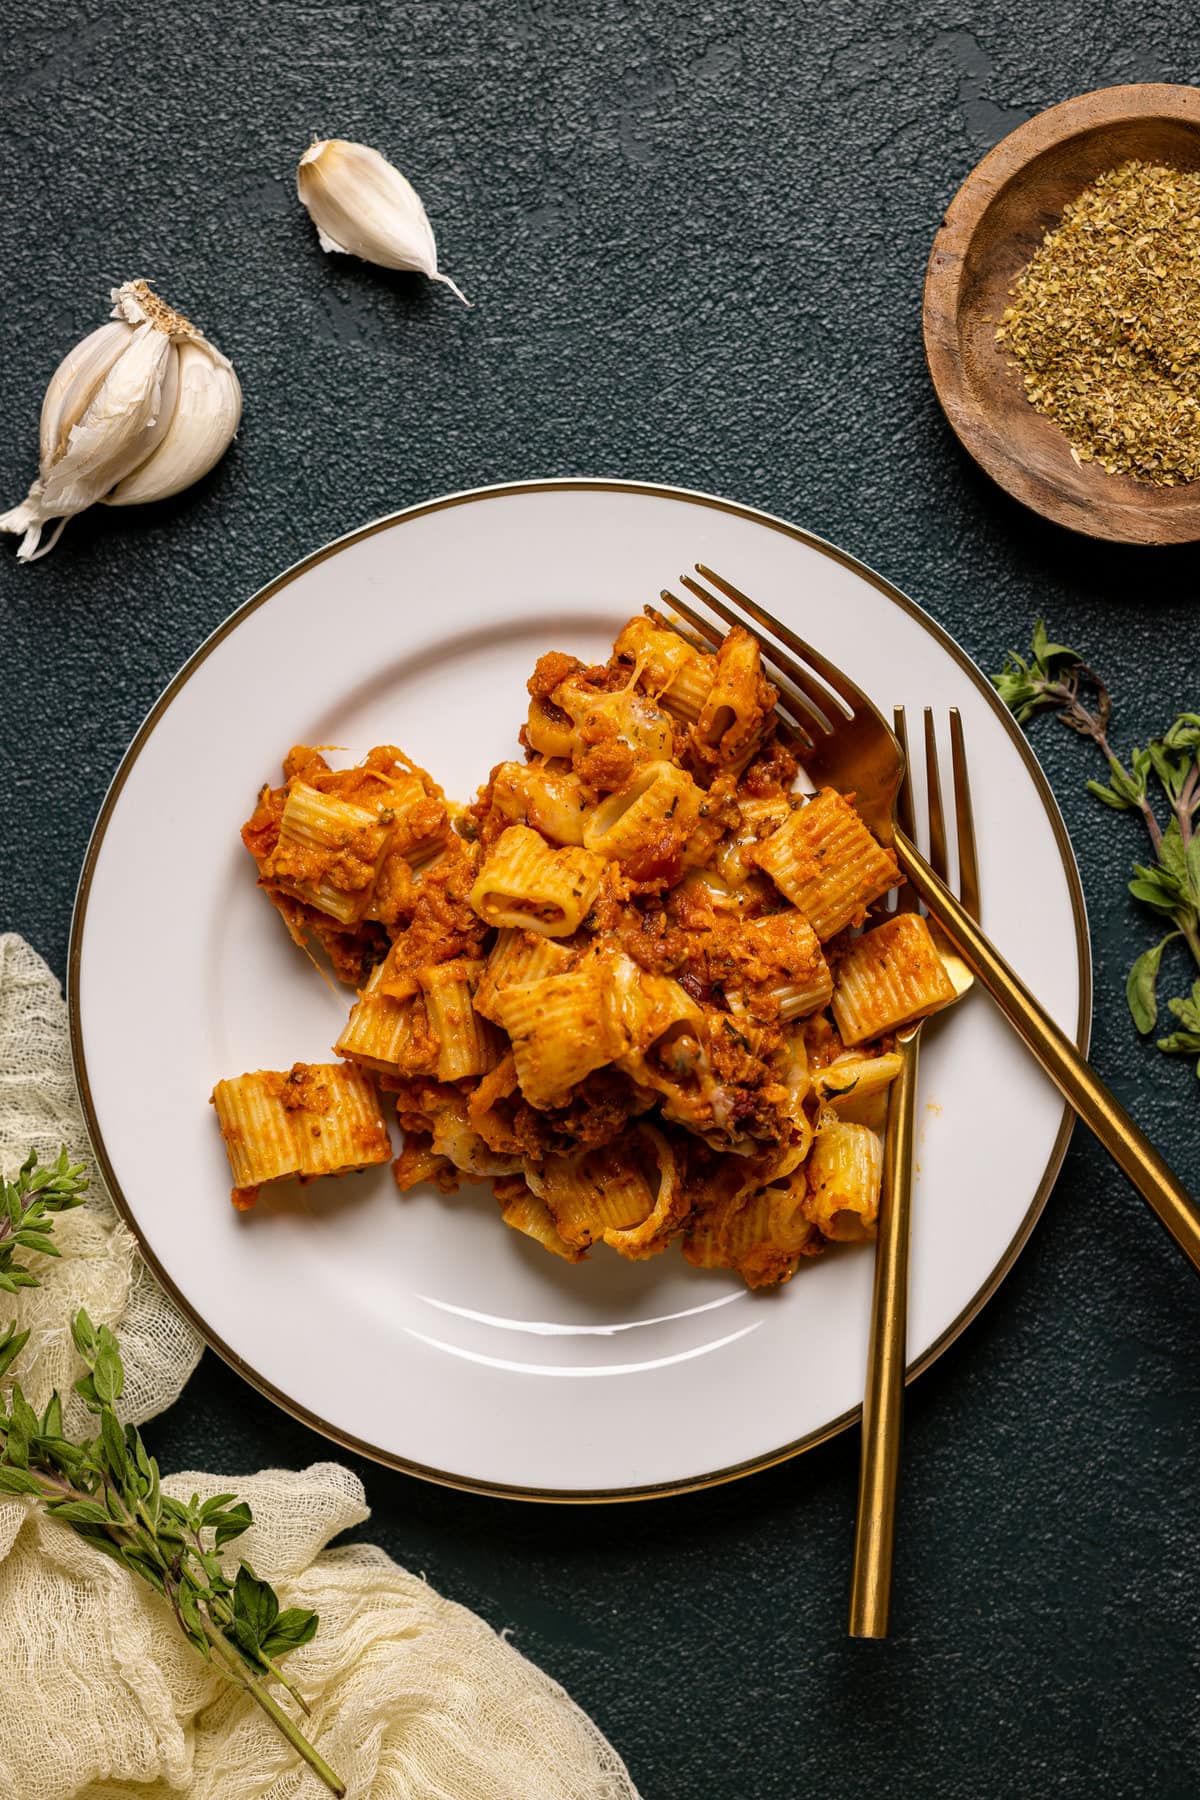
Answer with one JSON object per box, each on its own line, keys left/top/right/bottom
{"left": 892, "top": 705, "right": 980, "bottom": 923}
{"left": 949, "top": 710, "right": 980, "bottom": 920}
{"left": 659, "top": 565, "right": 858, "bottom": 752}
{"left": 656, "top": 563, "right": 979, "bottom": 923}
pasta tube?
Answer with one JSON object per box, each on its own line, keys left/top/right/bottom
{"left": 210, "top": 1062, "right": 391, "bottom": 1208}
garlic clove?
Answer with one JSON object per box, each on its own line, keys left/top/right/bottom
{"left": 297, "top": 138, "right": 470, "bottom": 305}
{"left": 105, "top": 339, "right": 242, "bottom": 507}
{"left": 0, "top": 323, "right": 175, "bottom": 561}
{"left": 1, "top": 279, "right": 239, "bottom": 562}
{"left": 34, "top": 324, "right": 175, "bottom": 519}
{"left": 39, "top": 320, "right": 132, "bottom": 470}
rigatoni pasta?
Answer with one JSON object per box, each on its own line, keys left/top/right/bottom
{"left": 334, "top": 966, "right": 437, "bottom": 1078}
{"left": 750, "top": 787, "right": 900, "bottom": 940}
{"left": 419, "top": 959, "right": 497, "bottom": 1082}
{"left": 473, "top": 928, "right": 572, "bottom": 1023}
{"left": 210, "top": 1062, "right": 392, "bottom": 1209}
{"left": 470, "top": 825, "right": 605, "bottom": 936}
{"left": 802, "top": 1116, "right": 885, "bottom": 1241}
{"left": 831, "top": 913, "right": 958, "bottom": 1045}
{"left": 582, "top": 761, "right": 702, "bottom": 862}
{"left": 492, "top": 956, "right": 627, "bottom": 1107}
{"left": 487, "top": 762, "right": 588, "bottom": 845}
{"left": 220, "top": 610, "right": 957, "bottom": 1289}
{"left": 613, "top": 614, "right": 715, "bottom": 723}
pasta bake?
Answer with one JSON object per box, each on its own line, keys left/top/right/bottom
{"left": 213, "top": 612, "right": 957, "bottom": 1287}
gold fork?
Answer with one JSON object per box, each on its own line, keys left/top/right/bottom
{"left": 847, "top": 707, "right": 977, "bottom": 1640}
{"left": 657, "top": 565, "right": 1200, "bottom": 1277}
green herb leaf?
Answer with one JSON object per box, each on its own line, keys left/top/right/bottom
{"left": 0, "top": 1326, "right": 31, "bottom": 1383}
{"left": 992, "top": 623, "right": 1111, "bottom": 739}
{"left": 233, "top": 1562, "right": 280, "bottom": 1643}
{"left": 199, "top": 1493, "right": 238, "bottom": 1521}
{"left": 0, "top": 1464, "right": 44, "bottom": 1497}
{"left": 1168, "top": 980, "right": 1200, "bottom": 1034}
{"left": 45, "top": 1497, "right": 116, "bottom": 1529}
{"left": 40, "top": 1392, "right": 63, "bottom": 1440}
{"left": 100, "top": 1409, "right": 128, "bottom": 1481}
{"left": 1128, "top": 866, "right": 1183, "bottom": 915}
{"left": 1127, "top": 934, "right": 1179, "bottom": 1033}
{"left": 261, "top": 1607, "right": 320, "bottom": 1660}
{"left": 10, "top": 1385, "right": 39, "bottom": 1441}
{"left": 1087, "top": 778, "right": 1135, "bottom": 811}
{"left": 1109, "top": 759, "right": 1147, "bottom": 807}
{"left": 0, "top": 1150, "right": 89, "bottom": 1289}
{"left": 70, "top": 1310, "right": 97, "bottom": 1358}
{"left": 12, "top": 1230, "right": 60, "bottom": 1258}
{"left": 214, "top": 1501, "right": 254, "bottom": 1548}
{"left": 1030, "top": 619, "right": 1081, "bottom": 666}
{"left": 5, "top": 1426, "right": 32, "bottom": 1470}
{"left": 1160, "top": 819, "right": 1188, "bottom": 884}
{"left": 178, "top": 1581, "right": 206, "bottom": 1643}
{"left": 122, "top": 1548, "right": 167, "bottom": 1594}
{"left": 91, "top": 1331, "right": 124, "bottom": 1407}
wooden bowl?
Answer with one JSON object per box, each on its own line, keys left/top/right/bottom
{"left": 924, "top": 84, "right": 1200, "bottom": 545}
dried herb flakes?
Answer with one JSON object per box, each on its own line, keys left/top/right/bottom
{"left": 998, "top": 160, "right": 1200, "bottom": 485}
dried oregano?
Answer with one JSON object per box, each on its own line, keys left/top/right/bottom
{"left": 997, "top": 160, "right": 1200, "bottom": 484}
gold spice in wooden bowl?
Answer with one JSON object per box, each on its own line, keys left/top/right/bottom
{"left": 997, "top": 160, "right": 1200, "bottom": 485}
{"left": 923, "top": 83, "right": 1200, "bottom": 544}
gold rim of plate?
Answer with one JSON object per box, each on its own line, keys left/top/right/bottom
{"left": 67, "top": 478, "right": 1093, "bottom": 1505}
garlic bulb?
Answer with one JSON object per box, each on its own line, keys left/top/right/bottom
{"left": 297, "top": 139, "right": 470, "bottom": 305}
{"left": 0, "top": 280, "right": 241, "bottom": 562}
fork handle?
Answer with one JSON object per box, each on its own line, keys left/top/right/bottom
{"left": 895, "top": 830, "right": 1200, "bottom": 1273}
{"left": 849, "top": 1024, "right": 920, "bottom": 1639}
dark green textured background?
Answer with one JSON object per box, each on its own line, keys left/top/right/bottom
{"left": 3, "top": 5, "right": 1200, "bottom": 1796}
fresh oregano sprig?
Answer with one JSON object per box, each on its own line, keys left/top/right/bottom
{"left": 994, "top": 623, "right": 1200, "bottom": 1074}
{"left": 0, "top": 1309, "right": 344, "bottom": 1796}
{"left": 0, "top": 1147, "right": 89, "bottom": 1293}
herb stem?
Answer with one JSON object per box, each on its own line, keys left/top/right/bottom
{"left": 202, "top": 1569, "right": 312, "bottom": 1714}
{"left": 1108, "top": 749, "right": 1167, "bottom": 857}
{"left": 198, "top": 1617, "right": 345, "bottom": 1797}
{"left": 1047, "top": 675, "right": 1169, "bottom": 858}
{"left": 30, "top": 1468, "right": 339, "bottom": 1793}
{"left": 1119, "top": 764, "right": 1166, "bottom": 858}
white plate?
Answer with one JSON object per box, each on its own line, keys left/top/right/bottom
{"left": 71, "top": 481, "right": 1089, "bottom": 1500}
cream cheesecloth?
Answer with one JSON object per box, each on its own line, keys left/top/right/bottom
{"left": 0, "top": 936, "right": 639, "bottom": 1800}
